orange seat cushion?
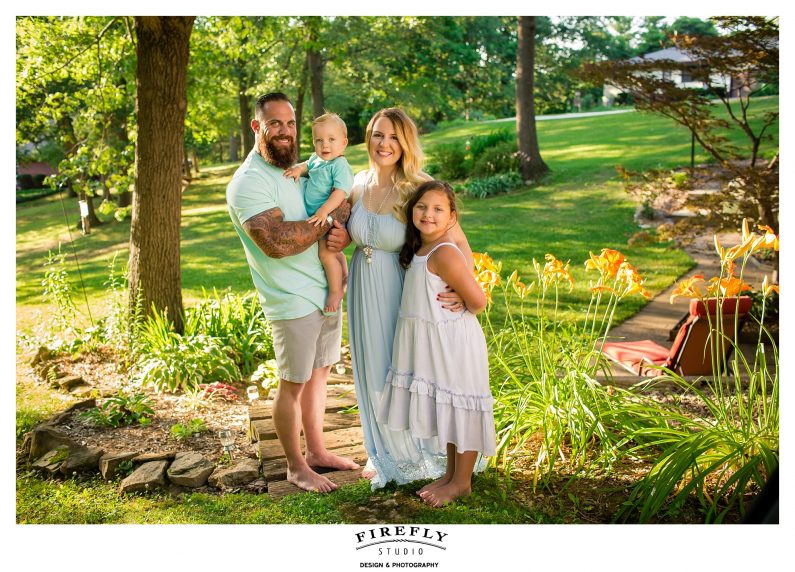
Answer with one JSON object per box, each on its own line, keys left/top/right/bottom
{"left": 602, "top": 340, "right": 671, "bottom": 374}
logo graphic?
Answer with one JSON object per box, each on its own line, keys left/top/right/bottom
{"left": 355, "top": 526, "right": 448, "bottom": 551}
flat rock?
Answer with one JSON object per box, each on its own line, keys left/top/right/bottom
{"left": 120, "top": 460, "right": 169, "bottom": 494}
{"left": 60, "top": 445, "right": 104, "bottom": 475}
{"left": 56, "top": 375, "right": 85, "bottom": 391}
{"left": 32, "top": 446, "right": 70, "bottom": 475}
{"left": 208, "top": 458, "right": 260, "bottom": 489}
{"left": 133, "top": 451, "right": 177, "bottom": 463}
{"left": 27, "top": 425, "right": 78, "bottom": 462}
{"left": 99, "top": 451, "right": 139, "bottom": 480}
{"left": 42, "top": 399, "right": 97, "bottom": 425}
{"left": 30, "top": 346, "right": 53, "bottom": 366}
{"left": 69, "top": 384, "right": 95, "bottom": 398}
{"left": 167, "top": 451, "right": 215, "bottom": 488}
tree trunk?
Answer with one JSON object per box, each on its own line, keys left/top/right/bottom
{"left": 295, "top": 52, "right": 310, "bottom": 156}
{"left": 516, "top": 16, "right": 549, "bottom": 181}
{"left": 130, "top": 16, "right": 194, "bottom": 333}
{"left": 308, "top": 45, "right": 325, "bottom": 118}
{"left": 191, "top": 148, "right": 200, "bottom": 174}
{"left": 229, "top": 133, "right": 239, "bottom": 162}
{"left": 239, "top": 88, "right": 254, "bottom": 156}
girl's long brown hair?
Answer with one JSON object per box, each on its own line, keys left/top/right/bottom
{"left": 399, "top": 180, "right": 458, "bottom": 269}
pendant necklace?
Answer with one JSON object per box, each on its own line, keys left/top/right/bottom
{"left": 363, "top": 173, "right": 396, "bottom": 265}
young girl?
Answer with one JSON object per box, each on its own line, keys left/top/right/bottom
{"left": 377, "top": 180, "right": 496, "bottom": 507}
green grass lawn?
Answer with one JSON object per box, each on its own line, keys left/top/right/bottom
{"left": 15, "top": 96, "right": 778, "bottom": 331}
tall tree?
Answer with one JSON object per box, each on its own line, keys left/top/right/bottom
{"left": 129, "top": 16, "right": 194, "bottom": 333}
{"left": 516, "top": 16, "right": 548, "bottom": 181}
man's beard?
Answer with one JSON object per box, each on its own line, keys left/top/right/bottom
{"left": 264, "top": 136, "right": 297, "bottom": 169}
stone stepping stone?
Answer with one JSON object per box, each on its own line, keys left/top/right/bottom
{"left": 267, "top": 469, "right": 364, "bottom": 500}
{"left": 261, "top": 442, "right": 367, "bottom": 482}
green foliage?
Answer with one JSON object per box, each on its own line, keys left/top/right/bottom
{"left": 427, "top": 143, "right": 470, "bottom": 180}
{"left": 79, "top": 391, "right": 155, "bottom": 428}
{"left": 250, "top": 359, "right": 280, "bottom": 390}
{"left": 183, "top": 289, "right": 274, "bottom": 376}
{"left": 41, "top": 246, "right": 79, "bottom": 332}
{"left": 170, "top": 418, "right": 208, "bottom": 440}
{"left": 471, "top": 140, "right": 519, "bottom": 177}
{"left": 134, "top": 309, "right": 242, "bottom": 394}
{"left": 463, "top": 172, "right": 522, "bottom": 199}
{"left": 469, "top": 129, "right": 513, "bottom": 159}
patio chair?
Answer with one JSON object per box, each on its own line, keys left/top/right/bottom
{"left": 602, "top": 296, "right": 752, "bottom": 376}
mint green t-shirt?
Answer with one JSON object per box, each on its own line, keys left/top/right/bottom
{"left": 304, "top": 153, "right": 353, "bottom": 216}
{"left": 226, "top": 150, "right": 327, "bottom": 321}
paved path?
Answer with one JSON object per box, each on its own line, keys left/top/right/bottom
{"left": 248, "top": 372, "right": 367, "bottom": 499}
{"left": 487, "top": 108, "right": 636, "bottom": 123}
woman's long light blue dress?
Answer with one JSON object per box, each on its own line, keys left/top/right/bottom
{"left": 347, "top": 172, "right": 447, "bottom": 489}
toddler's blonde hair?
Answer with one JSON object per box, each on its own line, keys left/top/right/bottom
{"left": 313, "top": 112, "right": 347, "bottom": 137}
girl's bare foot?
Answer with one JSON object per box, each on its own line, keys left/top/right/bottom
{"left": 325, "top": 290, "right": 344, "bottom": 313}
{"left": 422, "top": 483, "right": 471, "bottom": 508}
{"left": 306, "top": 450, "right": 360, "bottom": 471}
{"left": 416, "top": 475, "right": 452, "bottom": 497}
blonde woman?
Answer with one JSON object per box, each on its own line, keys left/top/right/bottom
{"left": 327, "top": 108, "right": 474, "bottom": 489}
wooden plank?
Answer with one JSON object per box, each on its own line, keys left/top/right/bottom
{"left": 261, "top": 442, "right": 368, "bottom": 483}
{"left": 267, "top": 469, "right": 364, "bottom": 500}
{"left": 325, "top": 394, "right": 358, "bottom": 412}
{"left": 248, "top": 402, "right": 272, "bottom": 422}
{"left": 250, "top": 411, "right": 360, "bottom": 443}
{"left": 323, "top": 426, "right": 364, "bottom": 449}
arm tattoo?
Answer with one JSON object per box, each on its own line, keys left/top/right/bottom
{"left": 243, "top": 201, "right": 351, "bottom": 259}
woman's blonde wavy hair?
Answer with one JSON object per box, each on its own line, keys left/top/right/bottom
{"left": 364, "top": 108, "right": 426, "bottom": 222}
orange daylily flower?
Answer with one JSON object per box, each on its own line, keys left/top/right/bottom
{"left": 756, "top": 225, "right": 779, "bottom": 252}
{"left": 707, "top": 275, "right": 752, "bottom": 298}
{"left": 761, "top": 275, "right": 780, "bottom": 297}
{"left": 541, "top": 253, "right": 574, "bottom": 292}
{"left": 513, "top": 279, "right": 534, "bottom": 299}
{"left": 472, "top": 252, "right": 500, "bottom": 273}
{"left": 590, "top": 284, "right": 617, "bottom": 296}
{"left": 584, "top": 248, "right": 627, "bottom": 279}
{"left": 670, "top": 274, "right": 705, "bottom": 303}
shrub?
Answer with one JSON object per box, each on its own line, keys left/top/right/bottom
{"left": 79, "top": 392, "right": 155, "bottom": 428}
{"left": 463, "top": 172, "right": 523, "bottom": 199}
{"left": 471, "top": 140, "right": 519, "bottom": 177}
{"left": 134, "top": 309, "right": 242, "bottom": 393}
{"left": 428, "top": 144, "right": 470, "bottom": 180}
{"left": 469, "top": 129, "right": 513, "bottom": 160}
{"left": 184, "top": 289, "right": 275, "bottom": 377}
{"left": 16, "top": 174, "right": 36, "bottom": 189}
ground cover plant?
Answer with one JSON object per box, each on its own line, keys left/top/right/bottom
{"left": 16, "top": 101, "right": 778, "bottom": 524}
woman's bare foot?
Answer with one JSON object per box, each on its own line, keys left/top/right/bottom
{"left": 421, "top": 483, "right": 471, "bottom": 508}
{"left": 306, "top": 450, "right": 360, "bottom": 471}
{"left": 362, "top": 467, "right": 378, "bottom": 480}
{"left": 325, "top": 289, "right": 344, "bottom": 313}
{"left": 416, "top": 475, "right": 452, "bottom": 497}
{"left": 287, "top": 466, "right": 338, "bottom": 493}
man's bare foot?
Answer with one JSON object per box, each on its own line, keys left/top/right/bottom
{"left": 421, "top": 483, "right": 471, "bottom": 508}
{"left": 306, "top": 450, "right": 360, "bottom": 471}
{"left": 416, "top": 475, "right": 452, "bottom": 497}
{"left": 287, "top": 466, "right": 338, "bottom": 493}
{"left": 324, "top": 290, "right": 344, "bottom": 313}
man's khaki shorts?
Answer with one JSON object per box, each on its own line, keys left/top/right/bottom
{"left": 270, "top": 310, "right": 342, "bottom": 383}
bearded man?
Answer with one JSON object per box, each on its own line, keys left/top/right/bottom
{"left": 226, "top": 92, "right": 356, "bottom": 493}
